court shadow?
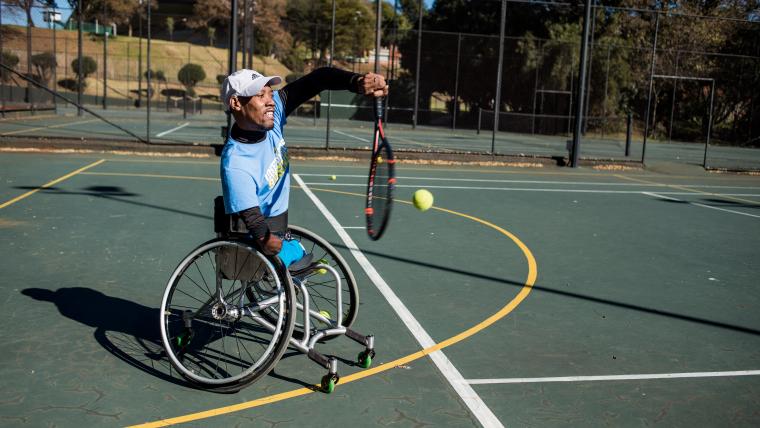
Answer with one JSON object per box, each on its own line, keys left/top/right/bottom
{"left": 20, "top": 287, "right": 194, "bottom": 389}
{"left": 701, "top": 198, "right": 760, "bottom": 209}
{"left": 14, "top": 185, "right": 212, "bottom": 221}
{"left": 331, "top": 243, "right": 760, "bottom": 338}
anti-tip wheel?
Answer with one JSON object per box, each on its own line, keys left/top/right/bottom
{"left": 357, "top": 351, "right": 373, "bottom": 369}
{"left": 321, "top": 373, "right": 339, "bottom": 393}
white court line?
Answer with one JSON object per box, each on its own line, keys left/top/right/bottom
{"left": 643, "top": 192, "right": 760, "bottom": 219}
{"left": 296, "top": 174, "right": 760, "bottom": 189}
{"left": 1, "top": 118, "right": 99, "bottom": 135}
{"left": 333, "top": 129, "right": 370, "bottom": 143}
{"left": 467, "top": 370, "right": 760, "bottom": 385}
{"left": 340, "top": 226, "right": 364, "bottom": 229}
{"left": 301, "top": 182, "right": 760, "bottom": 197}
{"left": 156, "top": 122, "right": 190, "bottom": 137}
{"left": 293, "top": 174, "right": 504, "bottom": 428}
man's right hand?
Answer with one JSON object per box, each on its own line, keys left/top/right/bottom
{"left": 260, "top": 233, "right": 282, "bottom": 255}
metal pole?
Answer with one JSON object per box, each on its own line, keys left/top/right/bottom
{"left": 601, "top": 43, "right": 610, "bottom": 138}
{"left": 52, "top": 9, "right": 57, "bottom": 113}
{"left": 583, "top": 4, "right": 596, "bottom": 135}
{"left": 0, "top": 3, "right": 4, "bottom": 117}
{"left": 77, "top": 0, "right": 83, "bottom": 116}
{"left": 103, "top": 33, "right": 108, "bottom": 109}
{"left": 452, "top": 33, "right": 461, "bottom": 130}
{"left": 625, "top": 112, "right": 632, "bottom": 156}
{"left": 703, "top": 79, "right": 715, "bottom": 168}
{"left": 491, "top": 0, "right": 507, "bottom": 155}
{"left": 126, "top": 43, "right": 130, "bottom": 109}
{"left": 668, "top": 51, "right": 679, "bottom": 143}
{"left": 531, "top": 41, "right": 542, "bottom": 135}
{"left": 242, "top": 0, "right": 249, "bottom": 69}
{"left": 250, "top": 1, "right": 255, "bottom": 69}
{"left": 412, "top": 0, "right": 422, "bottom": 128}
{"left": 147, "top": 0, "right": 151, "bottom": 143}
{"left": 138, "top": 6, "right": 142, "bottom": 107}
{"left": 226, "top": 0, "right": 239, "bottom": 137}
{"left": 570, "top": 0, "right": 593, "bottom": 167}
{"left": 641, "top": 11, "right": 660, "bottom": 164}
{"left": 375, "top": 0, "right": 381, "bottom": 74}
{"left": 325, "top": 0, "right": 336, "bottom": 150}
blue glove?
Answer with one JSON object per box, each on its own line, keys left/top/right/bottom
{"left": 277, "top": 239, "right": 305, "bottom": 268}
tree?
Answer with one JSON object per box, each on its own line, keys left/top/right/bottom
{"left": 5, "top": 0, "right": 45, "bottom": 92}
{"left": 31, "top": 52, "right": 57, "bottom": 85}
{"left": 178, "top": 63, "right": 206, "bottom": 97}
{"left": 73, "top": 0, "right": 142, "bottom": 26}
{"left": 166, "top": 17, "right": 175, "bottom": 41}
{"left": 1, "top": 50, "right": 20, "bottom": 83}
{"left": 70, "top": 56, "right": 97, "bottom": 89}
{"left": 71, "top": 56, "right": 97, "bottom": 78}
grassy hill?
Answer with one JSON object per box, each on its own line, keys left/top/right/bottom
{"left": 2, "top": 25, "right": 291, "bottom": 101}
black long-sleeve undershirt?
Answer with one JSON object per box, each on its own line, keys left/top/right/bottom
{"left": 236, "top": 67, "right": 363, "bottom": 241}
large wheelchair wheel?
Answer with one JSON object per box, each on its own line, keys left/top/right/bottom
{"left": 160, "top": 238, "right": 296, "bottom": 392}
{"left": 286, "top": 225, "right": 359, "bottom": 336}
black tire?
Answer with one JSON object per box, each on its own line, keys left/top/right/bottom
{"left": 160, "top": 238, "right": 295, "bottom": 391}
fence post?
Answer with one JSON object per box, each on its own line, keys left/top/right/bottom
{"left": 103, "top": 33, "right": 108, "bottom": 110}
{"left": 625, "top": 112, "right": 632, "bottom": 157}
{"left": 642, "top": 11, "right": 660, "bottom": 164}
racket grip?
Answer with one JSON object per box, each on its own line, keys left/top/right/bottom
{"left": 374, "top": 97, "right": 384, "bottom": 120}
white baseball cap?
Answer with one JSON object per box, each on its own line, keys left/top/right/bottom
{"left": 221, "top": 69, "right": 282, "bottom": 111}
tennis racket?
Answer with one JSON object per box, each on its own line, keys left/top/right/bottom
{"left": 365, "top": 97, "right": 395, "bottom": 241}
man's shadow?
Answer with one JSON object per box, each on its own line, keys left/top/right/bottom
{"left": 21, "top": 287, "right": 192, "bottom": 389}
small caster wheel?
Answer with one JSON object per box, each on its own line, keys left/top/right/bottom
{"left": 175, "top": 328, "right": 194, "bottom": 348}
{"left": 357, "top": 350, "right": 375, "bottom": 369}
{"left": 321, "top": 373, "right": 339, "bottom": 393}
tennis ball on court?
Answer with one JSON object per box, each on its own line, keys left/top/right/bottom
{"left": 412, "top": 189, "right": 434, "bottom": 212}
{"left": 319, "top": 310, "right": 331, "bottom": 320}
{"left": 316, "top": 258, "right": 328, "bottom": 274}
{"left": 329, "top": 175, "right": 337, "bottom": 181}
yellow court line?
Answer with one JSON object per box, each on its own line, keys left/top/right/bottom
{"left": 0, "top": 118, "right": 100, "bottom": 136}
{"left": 128, "top": 187, "right": 537, "bottom": 428}
{"left": 615, "top": 174, "right": 760, "bottom": 206}
{"left": 0, "top": 113, "right": 59, "bottom": 123}
{"left": 81, "top": 172, "right": 220, "bottom": 182}
{"left": 0, "top": 159, "right": 106, "bottom": 210}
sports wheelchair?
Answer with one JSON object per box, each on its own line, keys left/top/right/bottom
{"left": 159, "top": 197, "right": 375, "bottom": 393}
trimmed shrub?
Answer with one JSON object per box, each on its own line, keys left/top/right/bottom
{"left": 178, "top": 63, "right": 206, "bottom": 98}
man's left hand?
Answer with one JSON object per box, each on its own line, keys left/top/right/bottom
{"left": 360, "top": 73, "right": 389, "bottom": 98}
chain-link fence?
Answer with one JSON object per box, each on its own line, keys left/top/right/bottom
{"left": 2, "top": 1, "right": 758, "bottom": 170}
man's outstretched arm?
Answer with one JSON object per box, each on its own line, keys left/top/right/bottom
{"left": 280, "top": 67, "right": 388, "bottom": 116}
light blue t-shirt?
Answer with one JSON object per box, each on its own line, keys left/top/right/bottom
{"left": 221, "top": 91, "right": 290, "bottom": 216}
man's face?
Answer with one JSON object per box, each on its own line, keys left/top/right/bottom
{"left": 231, "top": 85, "right": 275, "bottom": 131}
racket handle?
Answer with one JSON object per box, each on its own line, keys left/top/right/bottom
{"left": 374, "top": 97, "right": 384, "bottom": 121}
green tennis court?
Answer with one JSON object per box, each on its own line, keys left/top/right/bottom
{"left": 1, "top": 149, "right": 759, "bottom": 427}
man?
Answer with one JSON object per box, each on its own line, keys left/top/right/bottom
{"left": 220, "top": 67, "right": 388, "bottom": 265}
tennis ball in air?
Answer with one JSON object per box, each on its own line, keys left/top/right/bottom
{"left": 319, "top": 310, "right": 331, "bottom": 320}
{"left": 412, "top": 189, "right": 434, "bottom": 212}
{"left": 329, "top": 175, "right": 337, "bottom": 181}
{"left": 376, "top": 155, "right": 383, "bottom": 164}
